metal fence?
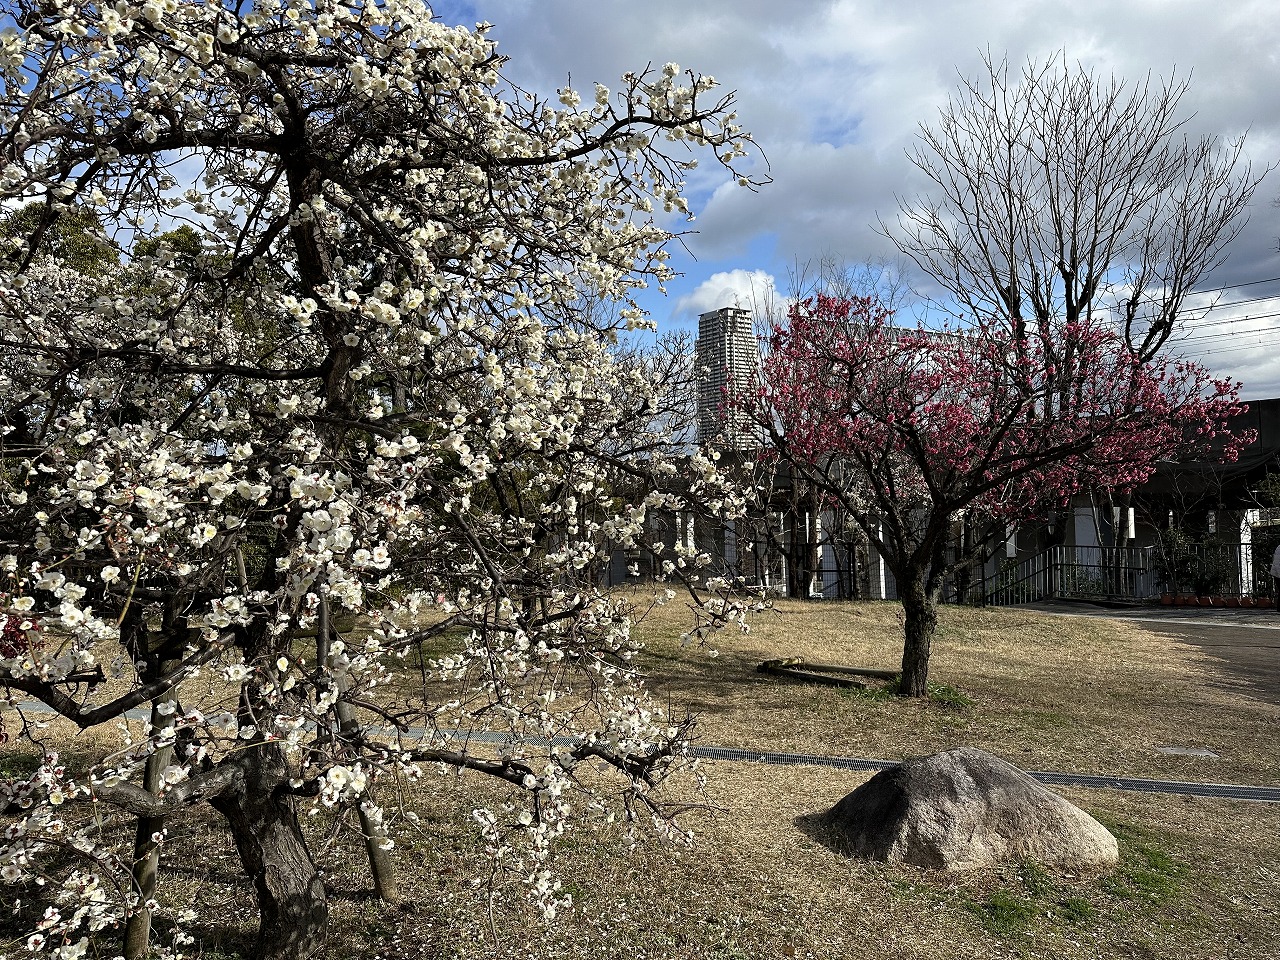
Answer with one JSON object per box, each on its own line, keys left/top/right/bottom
{"left": 979, "top": 546, "right": 1156, "bottom": 605}
{"left": 979, "top": 542, "right": 1263, "bottom": 606}
{"left": 606, "top": 533, "right": 1269, "bottom": 606}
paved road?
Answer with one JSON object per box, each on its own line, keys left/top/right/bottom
{"left": 1035, "top": 601, "right": 1280, "bottom": 704}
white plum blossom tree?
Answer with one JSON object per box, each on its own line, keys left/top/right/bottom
{"left": 0, "top": 2, "right": 762, "bottom": 957}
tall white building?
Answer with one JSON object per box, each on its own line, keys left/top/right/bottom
{"left": 695, "top": 306, "right": 758, "bottom": 448}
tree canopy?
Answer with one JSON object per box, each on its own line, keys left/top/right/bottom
{"left": 0, "top": 2, "right": 761, "bottom": 957}
{"left": 884, "top": 50, "right": 1260, "bottom": 361}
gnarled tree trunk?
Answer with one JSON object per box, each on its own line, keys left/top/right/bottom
{"left": 211, "top": 743, "right": 328, "bottom": 960}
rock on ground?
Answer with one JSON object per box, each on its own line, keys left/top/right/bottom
{"left": 820, "top": 746, "right": 1118, "bottom": 872}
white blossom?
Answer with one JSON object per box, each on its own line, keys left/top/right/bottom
{"left": 0, "top": 0, "right": 761, "bottom": 950}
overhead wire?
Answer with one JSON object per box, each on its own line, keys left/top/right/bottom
{"left": 1117, "top": 277, "right": 1280, "bottom": 349}
{"left": 1181, "top": 274, "right": 1280, "bottom": 294}
{"left": 1180, "top": 290, "right": 1280, "bottom": 311}
{"left": 1176, "top": 311, "right": 1280, "bottom": 342}
{"left": 1178, "top": 308, "right": 1280, "bottom": 332}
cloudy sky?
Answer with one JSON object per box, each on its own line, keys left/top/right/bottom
{"left": 432, "top": 0, "right": 1280, "bottom": 398}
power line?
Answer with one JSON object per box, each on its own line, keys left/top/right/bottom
{"left": 1177, "top": 312, "right": 1280, "bottom": 335}
{"left": 1103, "top": 289, "right": 1280, "bottom": 336}
{"left": 1186, "top": 274, "right": 1280, "bottom": 295}
{"left": 1190, "top": 337, "right": 1276, "bottom": 360}
{"left": 1177, "top": 312, "right": 1280, "bottom": 342}
{"left": 1186, "top": 291, "right": 1280, "bottom": 311}
{"left": 1122, "top": 276, "right": 1280, "bottom": 332}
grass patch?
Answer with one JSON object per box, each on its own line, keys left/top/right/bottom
{"left": 964, "top": 888, "right": 1037, "bottom": 936}
{"left": 1100, "top": 822, "right": 1188, "bottom": 904}
{"left": 1057, "top": 896, "right": 1097, "bottom": 922}
{"left": 1016, "top": 858, "right": 1055, "bottom": 898}
{"left": 0, "top": 749, "right": 43, "bottom": 777}
{"left": 836, "top": 674, "right": 974, "bottom": 711}
{"left": 962, "top": 859, "right": 1104, "bottom": 940}
{"left": 918, "top": 680, "right": 973, "bottom": 711}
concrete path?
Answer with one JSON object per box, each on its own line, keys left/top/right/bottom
{"left": 1034, "top": 600, "right": 1280, "bottom": 705}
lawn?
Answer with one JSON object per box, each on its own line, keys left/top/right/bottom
{"left": 632, "top": 598, "right": 1279, "bottom": 786}
{"left": 4, "top": 598, "right": 1279, "bottom": 959}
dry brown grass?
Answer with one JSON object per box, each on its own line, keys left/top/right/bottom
{"left": 633, "top": 597, "right": 1280, "bottom": 786}
{"left": 4, "top": 598, "right": 1279, "bottom": 959}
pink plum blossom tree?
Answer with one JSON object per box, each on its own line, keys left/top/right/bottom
{"left": 0, "top": 2, "right": 762, "bottom": 957}
{"left": 749, "top": 294, "right": 1247, "bottom": 697}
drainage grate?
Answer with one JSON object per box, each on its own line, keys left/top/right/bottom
{"left": 7, "top": 701, "right": 1277, "bottom": 803}
{"left": 685, "top": 744, "right": 1280, "bottom": 803}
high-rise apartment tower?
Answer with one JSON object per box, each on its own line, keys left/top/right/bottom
{"left": 695, "top": 306, "right": 758, "bottom": 448}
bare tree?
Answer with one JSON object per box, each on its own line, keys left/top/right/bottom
{"left": 616, "top": 330, "right": 702, "bottom": 450}
{"left": 746, "top": 254, "right": 912, "bottom": 339}
{"left": 883, "top": 50, "right": 1261, "bottom": 362}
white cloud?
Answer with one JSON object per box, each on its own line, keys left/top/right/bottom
{"left": 673, "top": 269, "right": 779, "bottom": 322}
{"left": 431, "top": 0, "right": 1280, "bottom": 393}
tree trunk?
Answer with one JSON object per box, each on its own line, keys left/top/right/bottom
{"left": 787, "top": 486, "right": 804, "bottom": 598}
{"left": 897, "top": 572, "right": 937, "bottom": 698}
{"left": 122, "top": 696, "right": 177, "bottom": 959}
{"left": 211, "top": 743, "right": 328, "bottom": 960}
{"left": 1046, "top": 507, "right": 1069, "bottom": 549}
{"left": 317, "top": 597, "right": 398, "bottom": 903}
{"left": 354, "top": 800, "right": 397, "bottom": 902}
{"left": 807, "top": 490, "right": 823, "bottom": 597}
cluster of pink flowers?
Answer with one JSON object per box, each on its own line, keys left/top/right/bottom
{"left": 0, "top": 594, "right": 41, "bottom": 660}
{"left": 752, "top": 293, "right": 1247, "bottom": 523}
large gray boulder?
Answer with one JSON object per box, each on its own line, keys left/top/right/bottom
{"left": 820, "top": 747, "right": 1118, "bottom": 872}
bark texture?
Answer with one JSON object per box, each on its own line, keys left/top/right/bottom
{"left": 897, "top": 572, "right": 937, "bottom": 697}
{"left": 211, "top": 744, "right": 328, "bottom": 960}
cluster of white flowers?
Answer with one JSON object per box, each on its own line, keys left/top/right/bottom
{"left": 0, "top": 0, "right": 764, "bottom": 953}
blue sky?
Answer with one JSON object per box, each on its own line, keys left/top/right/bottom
{"left": 428, "top": 0, "right": 1280, "bottom": 398}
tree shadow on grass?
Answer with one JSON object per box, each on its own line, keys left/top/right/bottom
{"left": 163, "top": 861, "right": 248, "bottom": 888}
{"left": 324, "top": 883, "right": 414, "bottom": 904}
{"left": 642, "top": 644, "right": 910, "bottom": 729}
{"left": 640, "top": 648, "right": 777, "bottom": 709}
{"left": 793, "top": 807, "right": 866, "bottom": 861}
